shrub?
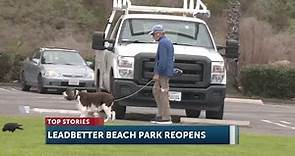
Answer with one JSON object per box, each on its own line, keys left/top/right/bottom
{"left": 0, "top": 53, "right": 25, "bottom": 82}
{"left": 240, "top": 64, "right": 295, "bottom": 99}
{"left": 0, "top": 53, "right": 12, "bottom": 82}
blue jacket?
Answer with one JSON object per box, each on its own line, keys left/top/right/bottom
{"left": 154, "top": 36, "right": 174, "bottom": 77}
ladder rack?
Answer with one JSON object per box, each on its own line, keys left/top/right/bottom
{"left": 112, "top": 0, "right": 210, "bottom": 17}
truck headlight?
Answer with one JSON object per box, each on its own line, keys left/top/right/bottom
{"left": 211, "top": 62, "right": 226, "bottom": 84}
{"left": 117, "top": 56, "right": 134, "bottom": 79}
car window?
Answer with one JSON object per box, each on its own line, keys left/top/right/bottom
{"left": 41, "top": 51, "right": 86, "bottom": 66}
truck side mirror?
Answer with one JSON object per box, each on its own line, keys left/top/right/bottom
{"left": 216, "top": 45, "right": 225, "bottom": 51}
{"left": 105, "top": 39, "right": 115, "bottom": 51}
{"left": 225, "top": 39, "right": 240, "bottom": 59}
{"left": 92, "top": 32, "right": 105, "bottom": 50}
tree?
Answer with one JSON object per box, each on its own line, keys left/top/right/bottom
{"left": 225, "top": 0, "right": 241, "bottom": 90}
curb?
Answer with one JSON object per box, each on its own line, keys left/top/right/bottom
{"left": 262, "top": 98, "right": 295, "bottom": 105}
{"left": 180, "top": 117, "right": 250, "bottom": 127}
{"left": 225, "top": 97, "right": 264, "bottom": 105}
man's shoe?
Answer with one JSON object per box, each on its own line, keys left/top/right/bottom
{"left": 154, "top": 119, "right": 172, "bottom": 124}
{"left": 150, "top": 116, "right": 162, "bottom": 124}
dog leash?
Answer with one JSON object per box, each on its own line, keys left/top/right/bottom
{"left": 112, "top": 68, "right": 183, "bottom": 102}
{"left": 113, "top": 79, "right": 154, "bottom": 102}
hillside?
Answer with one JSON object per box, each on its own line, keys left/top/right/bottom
{"left": 0, "top": 0, "right": 294, "bottom": 82}
{"left": 0, "top": 0, "right": 111, "bottom": 57}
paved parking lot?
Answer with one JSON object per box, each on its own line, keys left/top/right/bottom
{"left": 0, "top": 85, "right": 294, "bottom": 136}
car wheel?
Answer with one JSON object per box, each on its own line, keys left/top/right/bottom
{"left": 110, "top": 72, "right": 126, "bottom": 119}
{"left": 37, "top": 75, "right": 47, "bottom": 94}
{"left": 96, "top": 69, "right": 101, "bottom": 92}
{"left": 206, "top": 101, "right": 224, "bottom": 120}
{"left": 20, "top": 72, "right": 31, "bottom": 91}
{"left": 185, "top": 109, "right": 201, "bottom": 118}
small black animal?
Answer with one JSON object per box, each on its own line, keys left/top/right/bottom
{"left": 2, "top": 123, "right": 23, "bottom": 132}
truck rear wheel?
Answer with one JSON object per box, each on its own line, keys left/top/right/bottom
{"left": 110, "top": 73, "right": 126, "bottom": 119}
{"left": 185, "top": 109, "right": 201, "bottom": 118}
{"left": 206, "top": 101, "right": 224, "bottom": 120}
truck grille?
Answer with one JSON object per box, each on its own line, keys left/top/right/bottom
{"left": 134, "top": 53, "right": 211, "bottom": 88}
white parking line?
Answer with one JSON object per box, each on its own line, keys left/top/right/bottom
{"left": 280, "top": 121, "right": 292, "bottom": 125}
{"left": 19, "top": 105, "right": 79, "bottom": 115}
{"left": 32, "top": 108, "right": 80, "bottom": 114}
{"left": 34, "top": 96, "right": 65, "bottom": 100}
{"left": 261, "top": 119, "right": 294, "bottom": 130}
{"left": 0, "top": 87, "right": 31, "bottom": 94}
{"left": 10, "top": 88, "right": 18, "bottom": 91}
{"left": 0, "top": 87, "right": 13, "bottom": 93}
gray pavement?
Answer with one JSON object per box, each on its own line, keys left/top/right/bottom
{"left": 0, "top": 85, "right": 294, "bottom": 136}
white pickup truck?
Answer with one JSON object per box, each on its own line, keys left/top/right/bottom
{"left": 92, "top": 0, "right": 239, "bottom": 119}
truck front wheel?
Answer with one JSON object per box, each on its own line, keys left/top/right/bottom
{"left": 110, "top": 72, "right": 126, "bottom": 119}
{"left": 112, "top": 104, "right": 126, "bottom": 119}
{"left": 206, "top": 101, "right": 224, "bottom": 120}
{"left": 185, "top": 109, "right": 201, "bottom": 118}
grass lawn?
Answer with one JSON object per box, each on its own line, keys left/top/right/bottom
{"left": 0, "top": 116, "right": 294, "bottom": 156}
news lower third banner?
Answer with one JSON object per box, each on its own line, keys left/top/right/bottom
{"left": 45, "top": 117, "right": 239, "bottom": 144}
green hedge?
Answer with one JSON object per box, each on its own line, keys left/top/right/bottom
{"left": 240, "top": 65, "right": 295, "bottom": 98}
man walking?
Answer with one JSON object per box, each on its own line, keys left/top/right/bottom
{"left": 150, "top": 25, "right": 174, "bottom": 124}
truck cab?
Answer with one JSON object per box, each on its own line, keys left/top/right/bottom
{"left": 92, "top": 0, "right": 239, "bottom": 120}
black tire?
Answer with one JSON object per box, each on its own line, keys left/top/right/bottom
{"left": 206, "top": 101, "right": 224, "bottom": 120}
{"left": 112, "top": 104, "right": 126, "bottom": 119}
{"left": 96, "top": 70, "right": 101, "bottom": 92}
{"left": 185, "top": 109, "right": 201, "bottom": 118}
{"left": 110, "top": 72, "right": 126, "bottom": 119}
{"left": 87, "top": 90, "right": 96, "bottom": 93}
{"left": 20, "top": 72, "right": 31, "bottom": 91}
{"left": 37, "top": 75, "right": 47, "bottom": 94}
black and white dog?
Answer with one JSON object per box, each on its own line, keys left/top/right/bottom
{"left": 63, "top": 88, "right": 116, "bottom": 122}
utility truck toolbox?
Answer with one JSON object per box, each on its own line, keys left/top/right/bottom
{"left": 92, "top": 0, "right": 239, "bottom": 120}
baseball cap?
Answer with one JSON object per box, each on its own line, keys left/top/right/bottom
{"left": 149, "top": 24, "right": 164, "bottom": 35}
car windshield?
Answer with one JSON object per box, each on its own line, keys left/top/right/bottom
{"left": 119, "top": 19, "right": 214, "bottom": 49}
{"left": 41, "top": 51, "right": 86, "bottom": 65}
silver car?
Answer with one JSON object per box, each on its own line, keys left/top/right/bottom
{"left": 20, "top": 47, "right": 95, "bottom": 93}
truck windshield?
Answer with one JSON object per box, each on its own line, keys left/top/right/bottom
{"left": 119, "top": 19, "right": 214, "bottom": 49}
